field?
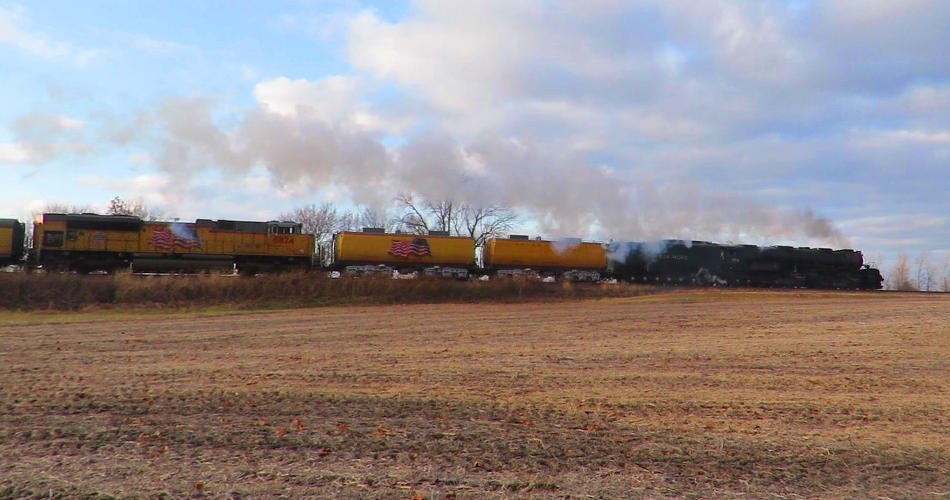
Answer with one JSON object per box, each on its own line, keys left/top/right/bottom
{"left": 1, "top": 290, "right": 948, "bottom": 498}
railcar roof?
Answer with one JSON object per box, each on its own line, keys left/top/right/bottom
{"left": 336, "top": 231, "right": 475, "bottom": 240}
{"left": 43, "top": 213, "right": 143, "bottom": 224}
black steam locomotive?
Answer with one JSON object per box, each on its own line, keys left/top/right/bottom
{"left": 606, "top": 240, "right": 883, "bottom": 289}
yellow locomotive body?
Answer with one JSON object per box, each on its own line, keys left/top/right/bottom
{"left": 32, "top": 213, "right": 313, "bottom": 273}
{"left": 137, "top": 219, "right": 314, "bottom": 272}
{"left": 483, "top": 237, "right": 607, "bottom": 280}
{"left": 0, "top": 218, "right": 26, "bottom": 266}
{"left": 332, "top": 231, "right": 475, "bottom": 277}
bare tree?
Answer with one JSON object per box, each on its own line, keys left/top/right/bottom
{"left": 396, "top": 194, "right": 464, "bottom": 234}
{"left": 914, "top": 251, "right": 935, "bottom": 291}
{"left": 42, "top": 202, "right": 98, "bottom": 214}
{"left": 937, "top": 253, "right": 950, "bottom": 292}
{"left": 279, "top": 202, "right": 352, "bottom": 244}
{"left": 426, "top": 200, "right": 456, "bottom": 233}
{"left": 106, "top": 196, "right": 163, "bottom": 220}
{"left": 354, "top": 206, "right": 394, "bottom": 231}
{"left": 396, "top": 193, "right": 518, "bottom": 244}
{"left": 335, "top": 210, "right": 357, "bottom": 233}
{"left": 455, "top": 205, "right": 518, "bottom": 246}
{"left": 395, "top": 193, "right": 432, "bottom": 234}
{"left": 888, "top": 253, "right": 916, "bottom": 291}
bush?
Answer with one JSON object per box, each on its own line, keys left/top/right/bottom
{"left": 0, "top": 272, "right": 654, "bottom": 311}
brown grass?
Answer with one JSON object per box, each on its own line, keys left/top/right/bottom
{"left": 0, "top": 272, "right": 655, "bottom": 311}
{"left": 0, "top": 289, "right": 948, "bottom": 498}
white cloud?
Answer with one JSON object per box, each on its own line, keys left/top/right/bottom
{"left": 900, "top": 84, "right": 950, "bottom": 114}
{"left": 0, "top": 6, "right": 100, "bottom": 65}
{"left": 14, "top": 113, "right": 87, "bottom": 136}
{"left": 1, "top": 113, "right": 93, "bottom": 165}
{"left": 125, "top": 33, "right": 192, "bottom": 55}
{"left": 890, "top": 130, "right": 950, "bottom": 145}
{"left": 851, "top": 129, "right": 950, "bottom": 150}
{"left": 698, "top": 1, "right": 809, "bottom": 84}
{"left": 56, "top": 116, "right": 85, "bottom": 130}
{"left": 79, "top": 173, "right": 173, "bottom": 204}
{"left": 254, "top": 76, "right": 366, "bottom": 121}
{"left": 0, "top": 141, "right": 90, "bottom": 165}
{"left": 347, "top": 3, "right": 542, "bottom": 115}
{"left": 252, "top": 76, "right": 414, "bottom": 136}
{"left": 0, "top": 143, "right": 34, "bottom": 164}
{"left": 127, "top": 153, "right": 151, "bottom": 166}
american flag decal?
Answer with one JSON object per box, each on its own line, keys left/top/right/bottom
{"left": 149, "top": 223, "right": 202, "bottom": 251}
{"left": 388, "top": 238, "right": 431, "bottom": 257}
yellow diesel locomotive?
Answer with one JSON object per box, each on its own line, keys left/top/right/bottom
{"left": 0, "top": 218, "right": 27, "bottom": 267}
{"left": 32, "top": 213, "right": 314, "bottom": 273}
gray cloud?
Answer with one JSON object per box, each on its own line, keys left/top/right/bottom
{"left": 0, "top": 112, "right": 92, "bottom": 165}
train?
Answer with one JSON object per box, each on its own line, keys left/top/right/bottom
{"left": 329, "top": 230, "right": 882, "bottom": 289}
{"left": 1, "top": 212, "right": 883, "bottom": 289}
{"left": 27, "top": 213, "right": 313, "bottom": 274}
{"left": 605, "top": 240, "right": 883, "bottom": 289}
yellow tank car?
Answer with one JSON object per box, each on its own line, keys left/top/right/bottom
{"left": 332, "top": 231, "right": 475, "bottom": 278}
{"left": 0, "top": 218, "right": 26, "bottom": 266}
{"left": 483, "top": 237, "right": 606, "bottom": 281}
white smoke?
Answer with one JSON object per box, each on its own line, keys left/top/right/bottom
{"left": 551, "top": 238, "right": 582, "bottom": 254}
{"left": 100, "top": 96, "right": 849, "bottom": 247}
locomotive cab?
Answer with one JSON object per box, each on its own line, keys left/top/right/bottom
{"left": 268, "top": 221, "right": 303, "bottom": 235}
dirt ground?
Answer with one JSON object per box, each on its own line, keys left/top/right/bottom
{"left": 1, "top": 290, "right": 948, "bottom": 499}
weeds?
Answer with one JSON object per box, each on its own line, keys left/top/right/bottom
{"left": 0, "top": 272, "right": 654, "bottom": 310}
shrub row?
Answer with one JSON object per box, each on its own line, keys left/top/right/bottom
{"left": 0, "top": 272, "right": 655, "bottom": 311}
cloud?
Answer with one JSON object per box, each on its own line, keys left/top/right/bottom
{"left": 0, "top": 141, "right": 91, "bottom": 165}
{"left": 252, "top": 76, "right": 413, "bottom": 135}
{"left": 78, "top": 173, "right": 175, "bottom": 206}
{"left": 14, "top": 114, "right": 85, "bottom": 134}
{"left": 8, "top": 0, "right": 950, "bottom": 256}
{"left": 254, "top": 76, "right": 371, "bottom": 126}
{"left": 0, "top": 113, "right": 92, "bottom": 165}
{"left": 0, "top": 143, "right": 35, "bottom": 164}
{"left": 0, "top": 6, "right": 99, "bottom": 65}
{"left": 124, "top": 33, "right": 193, "bottom": 55}
{"left": 899, "top": 84, "right": 950, "bottom": 115}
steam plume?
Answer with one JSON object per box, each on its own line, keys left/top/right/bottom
{"left": 107, "top": 97, "right": 849, "bottom": 247}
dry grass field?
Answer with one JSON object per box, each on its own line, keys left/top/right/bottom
{"left": 1, "top": 289, "right": 948, "bottom": 499}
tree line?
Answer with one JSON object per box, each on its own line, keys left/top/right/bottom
{"left": 884, "top": 252, "right": 950, "bottom": 292}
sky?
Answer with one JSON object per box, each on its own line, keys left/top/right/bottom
{"left": 2, "top": 0, "right": 949, "bottom": 270}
